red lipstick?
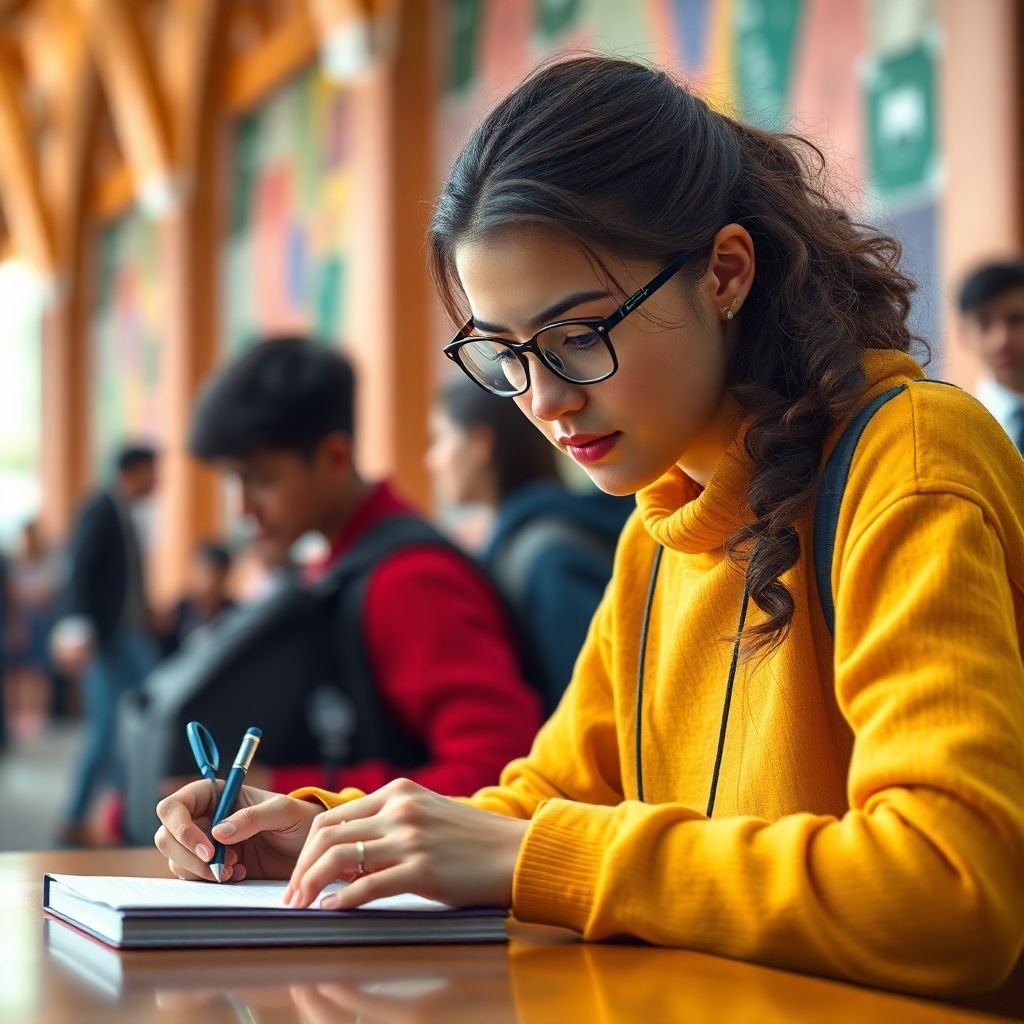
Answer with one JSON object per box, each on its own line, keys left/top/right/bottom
{"left": 560, "top": 431, "right": 621, "bottom": 465}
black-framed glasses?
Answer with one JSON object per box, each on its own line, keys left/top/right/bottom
{"left": 442, "top": 250, "right": 695, "bottom": 397}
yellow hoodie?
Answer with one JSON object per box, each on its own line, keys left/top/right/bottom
{"left": 301, "top": 351, "right": 1024, "bottom": 997}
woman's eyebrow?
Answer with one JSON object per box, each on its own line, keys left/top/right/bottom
{"left": 472, "top": 289, "right": 611, "bottom": 334}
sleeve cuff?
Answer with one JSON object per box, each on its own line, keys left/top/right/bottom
{"left": 288, "top": 785, "right": 366, "bottom": 809}
{"left": 511, "top": 798, "right": 620, "bottom": 934}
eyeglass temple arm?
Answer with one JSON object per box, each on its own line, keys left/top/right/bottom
{"left": 601, "top": 251, "right": 693, "bottom": 332}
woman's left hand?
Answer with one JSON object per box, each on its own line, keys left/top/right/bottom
{"left": 282, "top": 778, "right": 529, "bottom": 911}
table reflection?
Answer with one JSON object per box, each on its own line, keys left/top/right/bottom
{"left": 44, "top": 915, "right": 1011, "bottom": 1024}
{"left": 44, "top": 916, "right": 516, "bottom": 1023}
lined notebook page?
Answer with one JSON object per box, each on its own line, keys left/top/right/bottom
{"left": 48, "top": 875, "right": 453, "bottom": 913}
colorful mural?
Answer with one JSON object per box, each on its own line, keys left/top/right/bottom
{"left": 91, "top": 210, "right": 165, "bottom": 474}
{"left": 223, "top": 65, "right": 355, "bottom": 355}
{"left": 440, "top": 0, "right": 943, "bottom": 365}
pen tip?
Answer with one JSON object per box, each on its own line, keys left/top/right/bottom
{"left": 210, "top": 864, "right": 224, "bottom": 883}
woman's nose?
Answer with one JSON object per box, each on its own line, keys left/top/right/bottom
{"left": 525, "top": 355, "right": 586, "bottom": 422}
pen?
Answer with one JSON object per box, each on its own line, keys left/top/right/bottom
{"left": 209, "top": 726, "right": 262, "bottom": 882}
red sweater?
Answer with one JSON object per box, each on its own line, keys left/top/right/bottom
{"left": 269, "top": 482, "right": 542, "bottom": 796}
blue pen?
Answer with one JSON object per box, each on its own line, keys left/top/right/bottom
{"left": 208, "top": 726, "right": 262, "bottom": 882}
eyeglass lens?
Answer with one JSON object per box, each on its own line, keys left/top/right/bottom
{"left": 459, "top": 322, "right": 614, "bottom": 395}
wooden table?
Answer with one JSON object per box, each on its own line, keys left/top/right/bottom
{"left": 0, "top": 848, "right": 1017, "bottom": 1023}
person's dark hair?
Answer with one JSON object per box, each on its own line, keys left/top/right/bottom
{"left": 117, "top": 444, "right": 158, "bottom": 474}
{"left": 437, "top": 375, "right": 560, "bottom": 501}
{"left": 429, "top": 55, "right": 919, "bottom": 656}
{"left": 189, "top": 336, "right": 355, "bottom": 460}
{"left": 958, "top": 261, "right": 1024, "bottom": 315}
{"left": 195, "top": 541, "right": 232, "bottom": 573}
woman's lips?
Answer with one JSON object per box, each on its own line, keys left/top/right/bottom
{"left": 561, "top": 431, "right": 622, "bottom": 465}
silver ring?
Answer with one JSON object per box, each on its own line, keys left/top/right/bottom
{"left": 355, "top": 839, "right": 366, "bottom": 876}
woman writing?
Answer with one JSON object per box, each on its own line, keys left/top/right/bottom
{"left": 156, "top": 57, "right": 1024, "bottom": 996}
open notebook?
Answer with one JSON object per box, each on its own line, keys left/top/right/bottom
{"left": 43, "top": 874, "right": 508, "bottom": 950}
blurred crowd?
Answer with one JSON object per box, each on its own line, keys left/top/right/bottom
{"left": 0, "top": 335, "right": 633, "bottom": 850}
{"left": 0, "top": 255, "right": 1021, "bottom": 852}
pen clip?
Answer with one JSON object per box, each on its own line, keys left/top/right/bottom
{"left": 187, "top": 720, "right": 220, "bottom": 778}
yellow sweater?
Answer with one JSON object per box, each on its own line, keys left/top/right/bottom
{"left": 303, "top": 351, "right": 1024, "bottom": 996}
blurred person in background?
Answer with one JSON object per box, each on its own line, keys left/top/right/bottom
{"left": 958, "top": 260, "right": 1024, "bottom": 451}
{"left": 7, "top": 520, "right": 64, "bottom": 724}
{"left": 186, "top": 336, "right": 542, "bottom": 796}
{"left": 52, "top": 444, "right": 160, "bottom": 846}
{"left": 234, "top": 534, "right": 296, "bottom": 605}
{"left": 0, "top": 548, "right": 10, "bottom": 755}
{"left": 155, "top": 541, "right": 236, "bottom": 658}
{"left": 427, "top": 374, "right": 632, "bottom": 710}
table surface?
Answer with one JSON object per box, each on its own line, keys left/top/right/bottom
{"left": 0, "top": 848, "right": 1018, "bottom": 1023}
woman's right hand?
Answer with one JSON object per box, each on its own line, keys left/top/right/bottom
{"left": 155, "top": 780, "right": 321, "bottom": 883}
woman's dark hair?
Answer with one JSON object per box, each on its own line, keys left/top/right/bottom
{"left": 429, "top": 55, "right": 919, "bottom": 655}
{"left": 437, "top": 374, "right": 560, "bottom": 502}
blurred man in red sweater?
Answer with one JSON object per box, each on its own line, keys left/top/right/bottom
{"left": 187, "top": 337, "right": 542, "bottom": 796}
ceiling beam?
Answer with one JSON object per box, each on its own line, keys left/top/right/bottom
{"left": 0, "top": 42, "right": 55, "bottom": 271}
{"left": 74, "top": 0, "right": 176, "bottom": 213}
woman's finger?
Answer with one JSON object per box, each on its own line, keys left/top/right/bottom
{"left": 291, "top": 836, "right": 394, "bottom": 909}
{"left": 156, "top": 823, "right": 217, "bottom": 881}
{"left": 287, "top": 818, "right": 347, "bottom": 897}
{"left": 165, "top": 855, "right": 211, "bottom": 883}
{"left": 211, "top": 793, "right": 314, "bottom": 845}
{"left": 320, "top": 777, "right": 420, "bottom": 826}
{"left": 155, "top": 785, "right": 220, "bottom": 868}
{"left": 286, "top": 816, "right": 380, "bottom": 901}
{"left": 323, "top": 861, "right": 421, "bottom": 911}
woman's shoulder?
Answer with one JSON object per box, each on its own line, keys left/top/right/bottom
{"left": 842, "top": 377, "right": 1024, "bottom": 530}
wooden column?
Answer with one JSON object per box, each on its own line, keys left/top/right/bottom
{"left": 147, "top": 0, "right": 228, "bottom": 603}
{"left": 30, "top": 5, "right": 95, "bottom": 539}
{"left": 347, "top": 0, "right": 435, "bottom": 507}
{"left": 938, "top": 0, "right": 1023, "bottom": 391}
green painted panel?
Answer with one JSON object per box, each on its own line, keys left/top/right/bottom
{"left": 735, "top": 0, "right": 805, "bottom": 130}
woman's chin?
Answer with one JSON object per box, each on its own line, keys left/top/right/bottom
{"left": 583, "top": 465, "right": 649, "bottom": 497}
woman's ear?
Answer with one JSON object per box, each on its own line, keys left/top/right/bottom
{"left": 704, "top": 224, "right": 755, "bottom": 321}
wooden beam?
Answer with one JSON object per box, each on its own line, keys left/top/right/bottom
{"left": 0, "top": 43, "right": 55, "bottom": 272}
{"left": 223, "top": 5, "right": 319, "bottom": 114}
{"left": 74, "top": 0, "right": 176, "bottom": 208}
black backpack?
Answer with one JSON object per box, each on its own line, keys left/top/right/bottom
{"left": 119, "top": 515, "right": 476, "bottom": 845}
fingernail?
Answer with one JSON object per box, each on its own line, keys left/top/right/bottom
{"left": 195, "top": 843, "right": 212, "bottom": 861}
{"left": 213, "top": 821, "right": 236, "bottom": 837}
{"left": 282, "top": 886, "right": 292, "bottom": 904}
{"left": 289, "top": 890, "right": 302, "bottom": 908}
{"left": 320, "top": 894, "right": 338, "bottom": 910}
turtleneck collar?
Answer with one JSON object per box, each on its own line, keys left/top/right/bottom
{"left": 636, "top": 349, "right": 924, "bottom": 554}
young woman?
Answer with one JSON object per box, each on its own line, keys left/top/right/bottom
{"left": 156, "top": 56, "right": 1024, "bottom": 997}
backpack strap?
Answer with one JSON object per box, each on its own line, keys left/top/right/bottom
{"left": 490, "top": 516, "right": 614, "bottom": 612}
{"left": 813, "top": 379, "right": 958, "bottom": 637}
{"left": 312, "top": 515, "right": 457, "bottom": 788}
{"left": 312, "top": 515, "right": 448, "bottom": 599}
